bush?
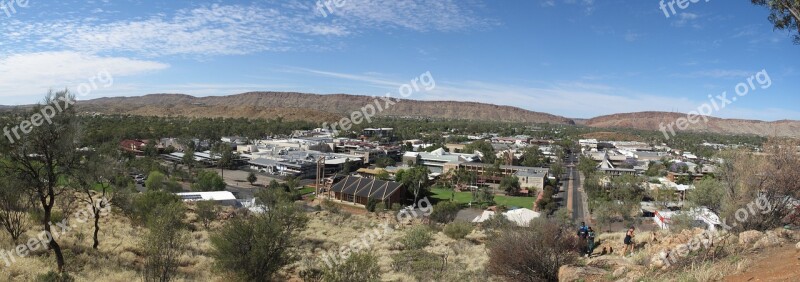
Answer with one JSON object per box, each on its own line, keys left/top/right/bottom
{"left": 192, "top": 171, "right": 226, "bottom": 192}
{"left": 37, "top": 271, "right": 75, "bottom": 282}
{"left": 142, "top": 202, "right": 188, "bottom": 282}
{"left": 322, "top": 199, "right": 341, "bottom": 214}
{"left": 402, "top": 226, "right": 432, "bottom": 250}
{"left": 443, "top": 221, "right": 474, "bottom": 239}
{"left": 391, "top": 249, "right": 451, "bottom": 281}
{"left": 211, "top": 189, "right": 308, "bottom": 281}
{"left": 195, "top": 201, "right": 219, "bottom": 229}
{"left": 131, "top": 191, "right": 182, "bottom": 224}
{"left": 366, "top": 199, "right": 379, "bottom": 212}
{"left": 429, "top": 201, "right": 461, "bottom": 223}
{"left": 487, "top": 219, "right": 581, "bottom": 281}
{"left": 481, "top": 214, "right": 513, "bottom": 231}
{"left": 321, "top": 251, "right": 381, "bottom": 282}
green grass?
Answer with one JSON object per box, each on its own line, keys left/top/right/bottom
{"left": 297, "top": 186, "right": 315, "bottom": 195}
{"left": 430, "top": 188, "right": 534, "bottom": 208}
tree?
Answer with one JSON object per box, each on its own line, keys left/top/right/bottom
{"left": 72, "top": 151, "right": 115, "bottom": 249}
{"left": 499, "top": 176, "right": 521, "bottom": 196}
{"left": 247, "top": 171, "right": 258, "bottom": 185}
{"left": 487, "top": 219, "right": 581, "bottom": 282}
{"left": 0, "top": 175, "right": 29, "bottom": 243}
{"left": 396, "top": 166, "right": 430, "bottom": 205}
{"left": 142, "top": 202, "right": 188, "bottom": 282}
{"left": 549, "top": 160, "right": 565, "bottom": 182}
{"left": 211, "top": 142, "right": 233, "bottom": 178}
{"left": 464, "top": 140, "right": 496, "bottom": 163}
{"left": 211, "top": 189, "right": 308, "bottom": 281}
{"left": 576, "top": 154, "right": 597, "bottom": 176}
{"left": 145, "top": 171, "right": 166, "bottom": 191}
{"left": 521, "top": 146, "right": 546, "bottom": 167}
{"left": 195, "top": 201, "right": 218, "bottom": 229}
{"left": 182, "top": 147, "right": 196, "bottom": 172}
{"left": 375, "top": 169, "right": 391, "bottom": 181}
{"left": 0, "top": 91, "right": 80, "bottom": 272}
{"left": 752, "top": 0, "right": 800, "bottom": 44}
{"left": 192, "top": 171, "right": 226, "bottom": 192}
{"left": 374, "top": 156, "right": 396, "bottom": 168}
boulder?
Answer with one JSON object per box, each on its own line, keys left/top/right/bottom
{"left": 738, "top": 230, "right": 764, "bottom": 245}
{"left": 753, "top": 232, "right": 787, "bottom": 249}
{"left": 558, "top": 265, "right": 607, "bottom": 282}
{"left": 587, "top": 256, "right": 631, "bottom": 269}
{"left": 613, "top": 267, "right": 627, "bottom": 277}
{"left": 796, "top": 241, "right": 800, "bottom": 250}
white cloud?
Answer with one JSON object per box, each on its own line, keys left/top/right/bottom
{"left": 0, "top": 51, "right": 169, "bottom": 99}
{"left": 0, "top": 2, "right": 490, "bottom": 57}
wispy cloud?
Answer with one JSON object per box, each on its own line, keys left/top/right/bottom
{"left": 0, "top": 2, "right": 491, "bottom": 58}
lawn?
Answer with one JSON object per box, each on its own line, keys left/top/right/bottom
{"left": 297, "top": 186, "right": 316, "bottom": 195}
{"left": 430, "top": 188, "right": 535, "bottom": 209}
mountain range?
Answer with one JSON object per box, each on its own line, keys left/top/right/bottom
{"left": 13, "top": 92, "right": 800, "bottom": 137}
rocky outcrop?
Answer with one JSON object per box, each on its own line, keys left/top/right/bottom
{"left": 557, "top": 265, "right": 607, "bottom": 282}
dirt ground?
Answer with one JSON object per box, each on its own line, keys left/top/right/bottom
{"left": 724, "top": 247, "right": 800, "bottom": 282}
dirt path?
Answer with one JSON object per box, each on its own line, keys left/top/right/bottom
{"left": 724, "top": 247, "right": 800, "bottom": 282}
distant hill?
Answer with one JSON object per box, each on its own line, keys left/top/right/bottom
{"left": 4, "top": 92, "right": 798, "bottom": 138}
{"left": 586, "top": 111, "right": 800, "bottom": 138}
{"left": 75, "top": 92, "right": 576, "bottom": 124}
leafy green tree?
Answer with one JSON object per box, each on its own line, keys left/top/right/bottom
{"left": 751, "top": 0, "right": 800, "bottom": 44}
{"left": 374, "top": 156, "right": 396, "bottom": 168}
{"left": 132, "top": 191, "right": 182, "bottom": 224}
{"left": 145, "top": 171, "right": 166, "bottom": 191}
{"left": 499, "top": 176, "right": 521, "bottom": 196}
{"left": 192, "top": 171, "right": 226, "bottom": 191}
{"left": 397, "top": 166, "right": 430, "bottom": 204}
{"left": 247, "top": 171, "right": 258, "bottom": 185}
{"left": 211, "top": 189, "right": 308, "bottom": 281}
{"left": 182, "top": 147, "right": 196, "bottom": 171}
{"left": 464, "top": 140, "right": 496, "bottom": 163}
{"left": 549, "top": 160, "right": 565, "bottom": 182}
{"left": 576, "top": 154, "right": 597, "bottom": 176}
{"left": 521, "top": 146, "right": 547, "bottom": 167}
{"left": 686, "top": 177, "right": 725, "bottom": 213}
{"left": 375, "top": 170, "right": 391, "bottom": 181}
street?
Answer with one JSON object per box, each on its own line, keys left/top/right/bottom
{"left": 566, "top": 152, "right": 588, "bottom": 224}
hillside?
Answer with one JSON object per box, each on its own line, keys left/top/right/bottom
{"left": 586, "top": 111, "right": 800, "bottom": 138}
{"left": 76, "top": 92, "right": 575, "bottom": 124}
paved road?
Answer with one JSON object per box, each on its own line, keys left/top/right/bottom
{"left": 566, "top": 153, "right": 587, "bottom": 224}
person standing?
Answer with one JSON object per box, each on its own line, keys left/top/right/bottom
{"left": 577, "top": 222, "right": 589, "bottom": 255}
{"left": 587, "top": 227, "right": 596, "bottom": 258}
{"left": 623, "top": 227, "right": 636, "bottom": 257}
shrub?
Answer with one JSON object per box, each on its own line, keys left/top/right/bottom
{"left": 321, "top": 251, "right": 381, "bottom": 282}
{"left": 211, "top": 189, "right": 308, "bottom": 281}
{"left": 429, "top": 201, "right": 461, "bottom": 223}
{"left": 487, "top": 218, "right": 581, "bottom": 281}
{"left": 37, "top": 271, "right": 75, "bottom": 282}
{"left": 366, "top": 199, "right": 379, "bottom": 212}
{"left": 481, "top": 213, "right": 513, "bottom": 231}
{"left": 391, "top": 249, "right": 452, "bottom": 281}
{"left": 141, "top": 202, "right": 188, "bottom": 282}
{"left": 321, "top": 199, "right": 341, "bottom": 214}
{"left": 443, "top": 221, "right": 474, "bottom": 239}
{"left": 402, "top": 226, "right": 432, "bottom": 250}
{"left": 195, "top": 201, "right": 219, "bottom": 229}
{"left": 192, "top": 170, "right": 226, "bottom": 192}
{"left": 131, "top": 191, "right": 182, "bottom": 224}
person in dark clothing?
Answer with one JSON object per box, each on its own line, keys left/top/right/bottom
{"left": 586, "top": 227, "right": 596, "bottom": 257}
{"left": 623, "top": 227, "right": 636, "bottom": 257}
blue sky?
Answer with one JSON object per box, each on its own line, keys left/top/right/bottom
{"left": 0, "top": 0, "right": 798, "bottom": 120}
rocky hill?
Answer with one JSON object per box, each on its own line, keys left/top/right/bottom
{"left": 76, "top": 92, "right": 575, "bottom": 124}
{"left": 586, "top": 111, "right": 800, "bottom": 138}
